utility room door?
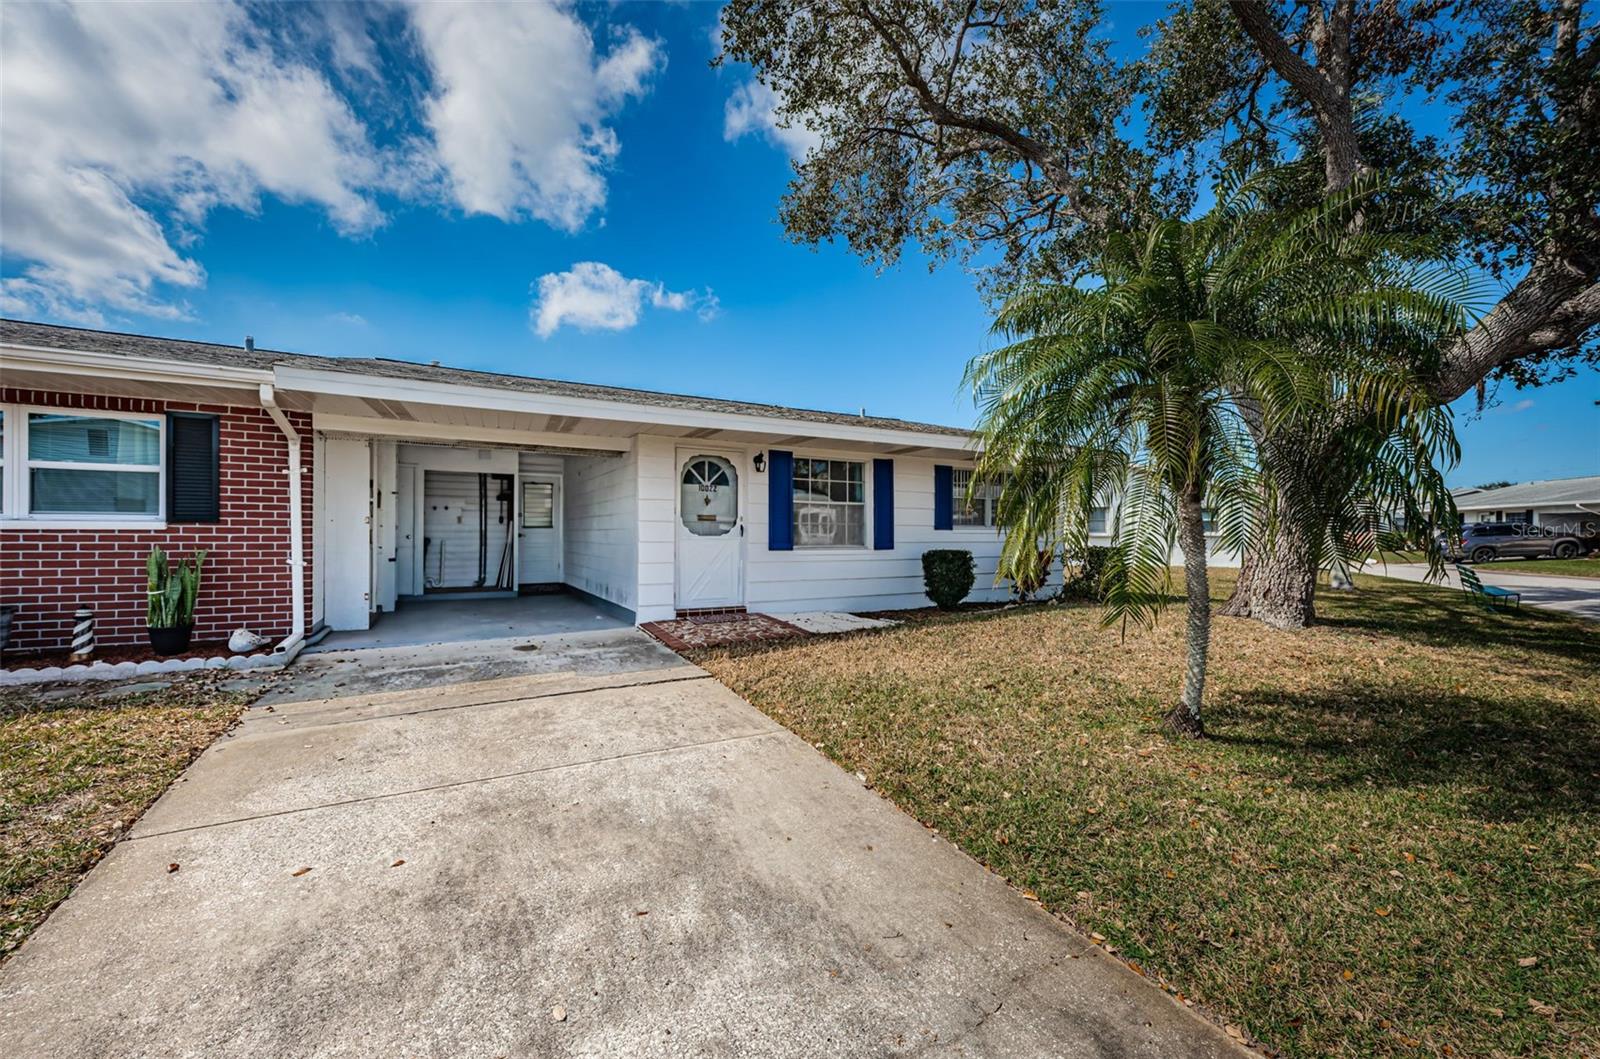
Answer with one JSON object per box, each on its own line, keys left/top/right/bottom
{"left": 518, "top": 476, "right": 562, "bottom": 585}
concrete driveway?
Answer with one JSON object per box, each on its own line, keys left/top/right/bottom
{"left": 1367, "top": 561, "right": 1600, "bottom": 621}
{"left": 0, "top": 630, "right": 1243, "bottom": 1059}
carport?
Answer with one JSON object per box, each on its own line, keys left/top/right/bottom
{"left": 308, "top": 592, "right": 630, "bottom": 652}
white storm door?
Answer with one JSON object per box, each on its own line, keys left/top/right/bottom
{"left": 675, "top": 452, "right": 744, "bottom": 608}
{"left": 518, "top": 476, "right": 562, "bottom": 584}
{"left": 323, "top": 437, "right": 373, "bottom": 630}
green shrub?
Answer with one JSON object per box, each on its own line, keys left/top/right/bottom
{"left": 146, "top": 546, "right": 206, "bottom": 628}
{"left": 922, "top": 549, "right": 976, "bottom": 610}
{"left": 1061, "top": 546, "right": 1110, "bottom": 602}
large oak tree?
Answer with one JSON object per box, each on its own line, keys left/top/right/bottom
{"left": 719, "top": 0, "right": 1598, "bottom": 626}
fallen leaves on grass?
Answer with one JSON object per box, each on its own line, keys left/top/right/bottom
{"left": 1, "top": 676, "right": 248, "bottom": 960}
{"left": 692, "top": 573, "right": 1600, "bottom": 1059}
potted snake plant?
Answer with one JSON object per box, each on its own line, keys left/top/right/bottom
{"left": 146, "top": 546, "right": 205, "bottom": 656}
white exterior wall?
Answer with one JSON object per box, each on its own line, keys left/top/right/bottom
{"left": 564, "top": 446, "right": 638, "bottom": 612}
{"left": 640, "top": 443, "right": 1239, "bottom": 621}
{"left": 745, "top": 449, "right": 1041, "bottom": 614}
{"left": 634, "top": 435, "right": 678, "bottom": 622}
{"left": 396, "top": 445, "right": 518, "bottom": 593}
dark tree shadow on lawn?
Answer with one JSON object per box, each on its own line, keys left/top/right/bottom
{"left": 1312, "top": 580, "right": 1600, "bottom": 666}
{"left": 1212, "top": 681, "right": 1600, "bottom": 821}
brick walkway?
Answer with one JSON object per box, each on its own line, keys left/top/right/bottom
{"left": 640, "top": 613, "right": 808, "bottom": 651}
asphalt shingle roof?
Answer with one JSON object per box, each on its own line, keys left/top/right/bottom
{"left": 1452, "top": 475, "right": 1600, "bottom": 509}
{"left": 1, "top": 318, "right": 971, "bottom": 439}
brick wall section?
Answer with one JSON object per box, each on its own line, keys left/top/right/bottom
{"left": 1, "top": 388, "right": 314, "bottom": 654}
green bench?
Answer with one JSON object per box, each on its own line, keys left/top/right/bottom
{"left": 1455, "top": 563, "right": 1520, "bottom": 612}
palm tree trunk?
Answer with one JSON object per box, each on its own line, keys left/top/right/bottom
{"left": 1167, "top": 490, "right": 1210, "bottom": 738}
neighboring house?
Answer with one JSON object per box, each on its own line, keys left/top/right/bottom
{"left": 5, "top": 319, "right": 1104, "bottom": 654}
{"left": 1450, "top": 476, "right": 1600, "bottom": 540}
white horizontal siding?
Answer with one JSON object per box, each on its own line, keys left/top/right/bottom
{"left": 564, "top": 448, "right": 637, "bottom": 610}
{"left": 743, "top": 450, "right": 1047, "bottom": 614}
{"left": 634, "top": 435, "right": 678, "bottom": 620}
{"left": 421, "top": 470, "right": 514, "bottom": 590}
{"left": 518, "top": 452, "right": 564, "bottom": 476}
{"left": 628, "top": 441, "right": 1240, "bottom": 623}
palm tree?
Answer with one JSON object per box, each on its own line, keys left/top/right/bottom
{"left": 967, "top": 172, "right": 1465, "bottom": 737}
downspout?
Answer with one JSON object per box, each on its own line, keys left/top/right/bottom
{"left": 260, "top": 384, "right": 307, "bottom": 659}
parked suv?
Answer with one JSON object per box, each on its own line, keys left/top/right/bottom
{"left": 1454, "top": 522, "right": 1585, "bottom": 563}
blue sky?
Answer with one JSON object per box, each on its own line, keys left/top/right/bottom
{"left": 2, "top": 1, "right": 1594, "bottom": 488}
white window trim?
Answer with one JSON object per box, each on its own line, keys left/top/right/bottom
{"left": 0, "top": 403, "right": 167, "bottom": 528}
{"left": 947, "top": 466, "right": 1007, "bottom": 532}
{"left": 790, "top": 453, "right": 871, "bottom": 550}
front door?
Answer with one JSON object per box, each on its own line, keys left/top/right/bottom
{"left": 518, "top": 476, "right": 562, "bottom": 585}
{"left": 675, "top": 452, "right": 743, "bottom": 609}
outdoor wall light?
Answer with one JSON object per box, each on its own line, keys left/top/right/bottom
{"left": 753, "top": 451, "right": 767, "bottom": 474}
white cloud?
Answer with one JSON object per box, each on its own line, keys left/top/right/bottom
{"left": 1511, "top": 398, "right": 1535, "bottom": 412}
{"left": 531, "top": 262, "right": 716, "bottom": 338}
{"left": 723, "top": 80, "right": 822, "bottom": 160}
{"left": 0, "top": 1, "right": 384, "bottom": 321}
{"left": 330, "top": 311, "right": 369, "bottom": 327}
{"left": 0, "top": 1, "right": 665, "bottom": 322}
{"left": 409, "top": 4, "right": 662, "bottom": 229}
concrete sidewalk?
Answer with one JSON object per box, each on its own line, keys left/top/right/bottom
{"left": 0, "top": 630, "right": 1244, "bottom": 1059}
{"left": 1366, "top": 562, "right": 1600, "bottom": 621}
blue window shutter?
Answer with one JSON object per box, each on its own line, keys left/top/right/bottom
{"left": 872, "top": 458, "right": 894, "bottom": 550}
{"left": 933, "top": 464, "right": 953, "bottom": 530}
{"left": 768, "top": 450, "right": 794, "bottom": 551}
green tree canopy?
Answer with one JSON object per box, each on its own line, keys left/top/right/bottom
{"left": 719, "top": 0, "right": 1598, "bottom": 395}
{"left": 967, "top": 174, "right": 1465, "bottom": 734}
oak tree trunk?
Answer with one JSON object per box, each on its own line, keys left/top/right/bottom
{"left": 1221, "top": 472, "right": 1320, "bottom": 630}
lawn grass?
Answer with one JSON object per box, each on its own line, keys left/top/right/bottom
{"left": 693, "top": 573, "right": 1600, "bottom": 1059}
{"left": 0, "top": 677, "right": 249, "bottom": 959}
{"left": 1372, "top": 553, "right": 1600, "bottom": 579}
{"left": 1475, "top": 558, "right": 1600, "bottom": 578}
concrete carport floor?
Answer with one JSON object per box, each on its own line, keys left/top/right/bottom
{"left": 0, "top": 629, "right": 1246, "bottom": 1059}
{"left": 307, "top": 591, "right": 632, "bottom": 653}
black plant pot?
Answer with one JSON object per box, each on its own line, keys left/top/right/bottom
{"left": 147, "top": 624, "right": 194, "bottom": 657}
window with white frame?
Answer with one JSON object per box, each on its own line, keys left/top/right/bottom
{"left": 1, "top": 408, "right": 164, "bottom": 520}
{"left": 949, "top": 467, "right": 1005, "bottom": 527}
{"left": 1087, "top": 506, "right": 1108, "bottom": 534}
{"left": 792, "top": 457, "right": 865, "bottom": 547}
{"left": 521, "top": 480, "right": 554, "bottom": 528}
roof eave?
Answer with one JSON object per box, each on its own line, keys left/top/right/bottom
{"left": 272, "top": 363, "right": 978, "bottom": 453}
{"left": 1, "top": 341, "right": 275, "bottom": 389}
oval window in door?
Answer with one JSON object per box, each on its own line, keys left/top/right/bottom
{"left": 681, "top": 456, "right": 738, "bottom": 537}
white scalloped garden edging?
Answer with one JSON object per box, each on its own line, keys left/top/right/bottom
{"left": 0, "top": 649, "right": 293, "bottom": 687}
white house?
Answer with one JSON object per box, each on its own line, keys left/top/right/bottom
{"left": 4, "top": 318, "right": 1124, "bottom": 653}
{"left": 1450, "top": 476, "right": 1600, "bottom": 539}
